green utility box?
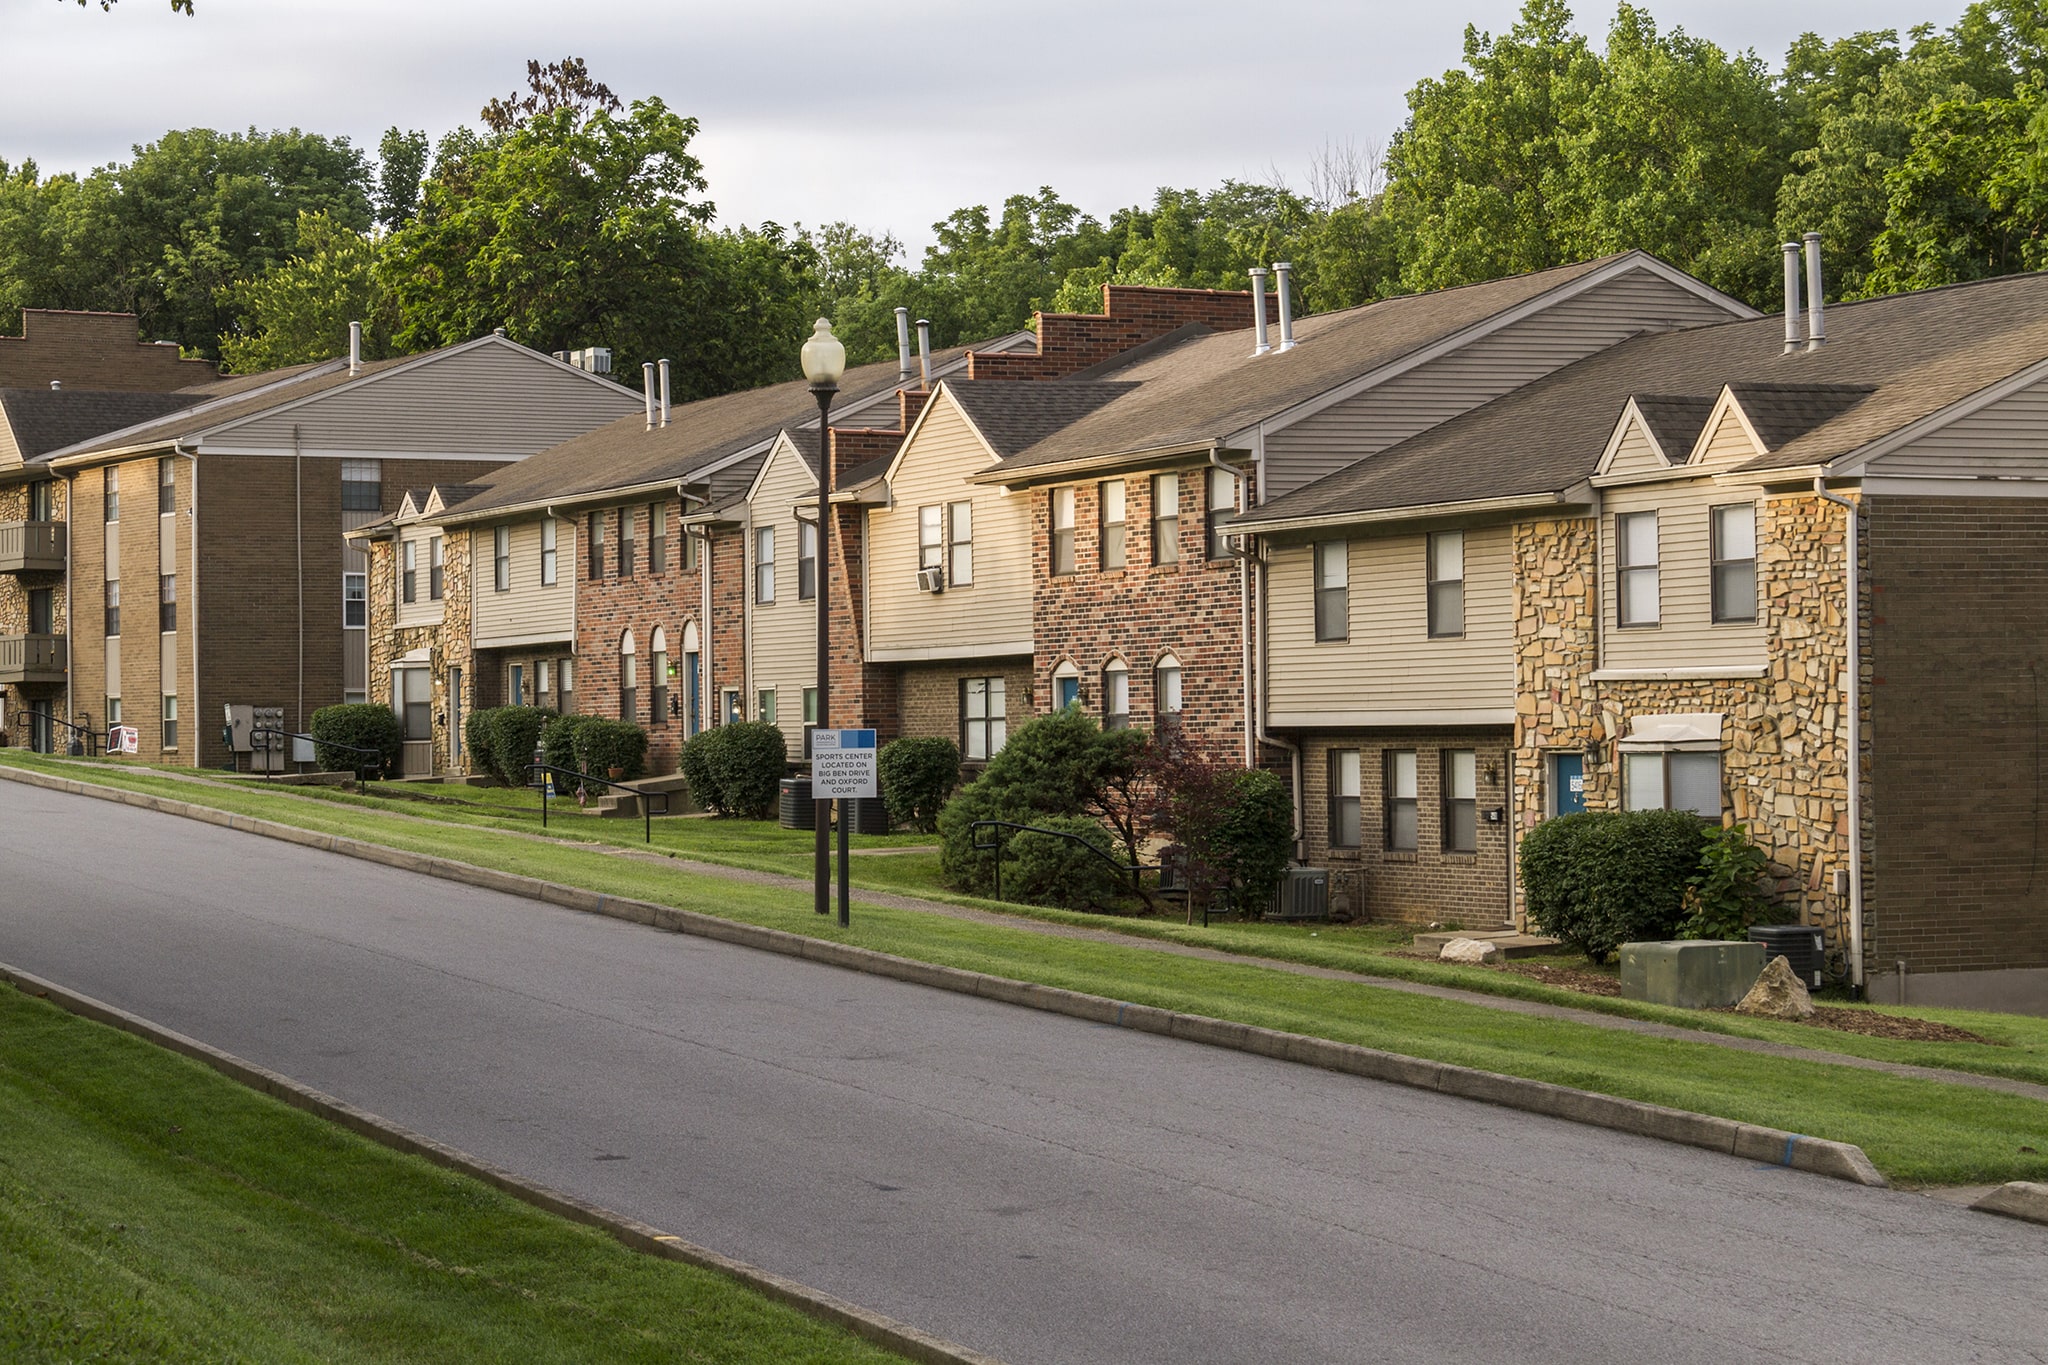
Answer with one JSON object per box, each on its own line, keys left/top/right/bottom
{"left": 1619, "top": 940, "right": 1767, "bottom": 1009}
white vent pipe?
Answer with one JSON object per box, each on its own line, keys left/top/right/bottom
{"left": 916, "top": 318, "right": 932, "bottom": 388}
{"left": 1248, "top": 267, "right": 1271, "bottom": 356}
{"left": 348, "top": 320, "right": 362, "bottom": 376}
{"left": 1804, "top": 233, "right": 1827, "bottom": 350}
{"left": 895, "top": 307, "right": 913, "bottom": 382}
{"left": 658, "top": 359, "right": 671, "bottom": 428}
{"left": 643, "top": 362, "right": 656, "bottom": 430}
{"left": 1273, "top": 262, "right": 1296, "bottom": 352}
{"left": 1782, "top": 243, "right": 1802, "bottom": 355}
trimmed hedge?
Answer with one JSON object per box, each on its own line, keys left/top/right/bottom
{"left": 575, "top": 718, "right": 648, "bottom": 780}
{"left": 462, "top": 708, "right": 496, "bottom": 779}
{"left": 1520, "top": 809, "right": 1709, "bottom": 962}
{"left": 463, "top": 705, "right": 551, "bottom": 786}
{"left": 878, "top": 736, "right": 960, "bottom": 833}
{"left": 1004, "top": 815, "right": 1128, "bottom": 911}
{"left": 308, "top": 704, "right": 401, "bottom": 778}
{"left": 540, "top": 713, "right": 598, "bottom": 775}
{"left": 679, "top": 722, "right": 786, "bottom": 818}
{"left": 1213, "top": 768, "right": 1294, "bottom": 915}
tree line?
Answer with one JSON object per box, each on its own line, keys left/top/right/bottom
{"left": 6, "top": 3, "right": 2048, "bottom": 395}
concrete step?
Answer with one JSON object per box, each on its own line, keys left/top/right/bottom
{"left": 1412, "top": 929, "right": 1562, "bottom": 959}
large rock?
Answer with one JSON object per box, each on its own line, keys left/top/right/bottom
{"left": 1439, "top": 938, "right": 1502, "bottom": 965}
{"left": 1737, "top": 955, "right": 1816, "bottom": 1020}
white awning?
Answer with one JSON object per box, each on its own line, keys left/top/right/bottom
{"left": 1618, "top": 712, "right": 1723, "bottom": 752}
{"left": 392, "top": 646, "right": 432, "bottom": 668}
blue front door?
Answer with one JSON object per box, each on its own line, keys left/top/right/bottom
{"left": 1552, "top": 753, "right": 1586, "bottom": 816}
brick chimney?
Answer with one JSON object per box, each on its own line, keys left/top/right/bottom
{"left": 965, "top": 283, "right": 1280, "bottom": 382}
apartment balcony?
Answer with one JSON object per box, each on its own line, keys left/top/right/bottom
{"left": 0, "top": 633, "right": 66, "bottom": 686}
{"left": 0, "top": 521, "right": 65, "bottom": 575}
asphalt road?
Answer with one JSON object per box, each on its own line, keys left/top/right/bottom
{"left": 3, "top": 783, "right": 2046, "bottom": 1364}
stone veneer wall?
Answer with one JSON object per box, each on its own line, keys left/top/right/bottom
{"left": 367, "top": 529, "right": 472, "bottom": 776}
{"left": 1511, "top": 494, "right": 1860, "bottom": 962}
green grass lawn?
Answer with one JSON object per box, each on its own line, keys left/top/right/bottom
{"left": 10, "top": 751, "right": 2048, "bottom": 1186}
{"left": 0, "top": 987, "right": 903, "bottom": 1365}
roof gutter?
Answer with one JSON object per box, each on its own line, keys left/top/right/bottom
{"left": 1232, "top": 486, "right": 1589, "bottom": 537}
{"left": 971, "top": 440, "right": 1229, "bottom": 489}
{"left": 443, "top": 476, "right": 712, "bottom": 529}
{"left": 1814, "top": 475, "right": 1866, "bottom": 994}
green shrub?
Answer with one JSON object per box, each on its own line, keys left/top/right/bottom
{"left": 1520, "top": 809, "right": 1707, "bottom": 962}
{"left": 878, "top": 736, "right": 960, "bottom": 832}
{"left": 1003, "top": 815, "right": 1129, "bottom": 911}
{"left": 468, "top": 706, "right": 550, "bottom": 788}
{"left": 308, "top": 703, "right": 401, "bottom": 778}
{"left": 1213, "top": 768, "right": 1294, "bottom": 915}
{"left": 575, "top": 718, "right": 649, "bottom": 780}
{"left": 680, "top": 722, "right": 786, "bottom": 817}
{"left": 462, "top": 708, "right": 497, "bottom": 779}
{"left": 1680, "top": 823, "right": 1788, "bottom": 940}
{"left": 540, "top": 713, "right": 598, "bottom": 775}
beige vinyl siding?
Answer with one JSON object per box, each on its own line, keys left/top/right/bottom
{"left": 1604, "top": 415, "right": 1672, "bottom": 477}
{"left": 1267, "top": 526, "right": 1515, "bottom": 725}
{"left": 747, "top": 438, "right": 818, "bottom": 758}
{"left": 219, "top": 343, "right": 639, "bottom": 456}
{"left": 472, "top": 517, "right": 573, "bottom": 648}
{"left": 1691, "top": 406, "right": 1763, "bottom": 472}
{"left": 1599, "top": 480, "right": 1767, "bottom": 673}
{"left": 1263, "top": 268, "right": 1740, "bottom": 496}
{"left": 1872, "top": 372, "right": 2048, "bottom": 478}
{"left": 867, "top": 392, "right": 1033, "bottom": 659}
{"left": 394, "top": 526, "right": 444, "bottom": 629}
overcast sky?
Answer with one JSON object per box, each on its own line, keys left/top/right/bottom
{"left": 3, "top": 0, "right": 1963, "bottom": 258}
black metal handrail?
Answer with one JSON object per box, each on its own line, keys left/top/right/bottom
{"left": 970, "top": 819, "right": 1160, "bottom": 908}
{"left": 44, "top": 713, "right": 99, "bottom": 757}
{"left": 251, "top": 727, "right": 383, "bottom": 782}
{"left": 526, "top": 763, "right": 669, "bottom": 844}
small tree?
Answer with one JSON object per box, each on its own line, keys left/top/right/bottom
{"left": 1680, "top": 823, "right": 1787, "bottom": 940}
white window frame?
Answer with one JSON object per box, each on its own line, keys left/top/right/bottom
{"left": 755, "top": 526, "right": 776, "bottom": 604}
{"left": 1427, "top": 531, "right": 1464, "bottom": 638}
{"left": 948, "top": 500, "right": 973, "bottom": 586}
{"left": 1051, "top": 486, "right": 1076, "bottom": 576}
{"left": 541, "top": 518, "right": 558, "bottom": 585}
{"left": 1100, "top": 479, "right": 1127, "bottom": 570}
{"left": 1711, "top": 503, "right": 1757, "bottom": 624}
{"left": 1617, "top": 510, "right": 1660, "bottom": 627}
{"left": 1314, "top": 541, "right": 1348, "bottom": 642}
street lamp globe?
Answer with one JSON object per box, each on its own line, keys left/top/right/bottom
{"left": 801, "top": 318, "right": 845, "bottom": 390}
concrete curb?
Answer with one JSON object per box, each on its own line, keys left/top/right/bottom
{"left": 0, "top": 763, "right": 1887, "bottom": 1188}
{"left": 0, "top": 961, "right": 1006, "bottom": 1365}
{"left": 1972, "top": 1182, "right": 2048, "bottom": 1225}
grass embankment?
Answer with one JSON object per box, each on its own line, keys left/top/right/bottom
{"left": 0, "top": 987, "right": 901, "bottom": 1364}
{"left": 8, "top": 752, "right": 2048, "bottom": 1186}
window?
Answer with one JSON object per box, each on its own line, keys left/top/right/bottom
{"left": 1711, "top": 503, "right": 1757, "bottom": 623}
{"left": 1442, "top": 749, "right": 1477, "bottom": 853}
{"left": 757, "top": 688, "right": 776, "bottom": 724}
{"left": 618, "top": 506, "right": 635, "bottom": 577}
{"left": 106, "top": 696, "right": 122, "bottom": 727}
{"left": 1152, "top": 472, "right": 1180, "bottom": 565}
{"left": 949, "top": 501, "right": 973, "bottom": 586}
{"left": 650, "top": 627, "right": 668, "bottom": 728}
{"left": 918, "top": 505, "right": 943, "bottom": 572}
{"left": 620, "top": 630, "right": 638, "bottom": 724}
{"left": 541, "top": 518, "right": 558, "bottom": 585}
{"left": 1100, "top": 480, "right": 1127, "bottom": 570}
{"left": 449, "top": 667, "right": 464, "bottom": 759}
{"left": 402, "top": 540, "right": 417, "bottom": 603}
{"left": 27, "top": 587, "right": 53, "bottom": 635}
{"left": 1206, "top": 466, "right": 1237, "bottom": 560}
{"left": 680, "top": 529, "right": 698, "bottom": 572}
{"left": 158, "top": 574, "right": 176, "bottom": 632}
{"left": 588, "top": 512, "right": 605, "bottom": 581}
{"left": 343, "top": 573, "right": 365, "bottom": 627}
{"left": 104, "top": 467, "right": 119, "bottom": 523}
{"left": 722, "top": 688, "right": 742, "bottom": 727}
{"left": 158, "top": 456, "right": 176, "bottom": 514}
{"left": 558, "top": 659, "right": 575, "bottom": 714}
{"left": 494, "top": 526, "right": 511, "bottom": 592}
{"left": 398, "top": 668, "right": 431, "bottom": 741}
{"left": 1154, "top": 653, "right": 1183, "bottom": 722}
{"left": 1384, "top": 750, "right": 1418, "bottom": 852}
{"left": 649, "top": 503, "right": 666, "bottom": 574}
{"left": 1314, "top": 541, "right": 1348, "bottom": 641}
{"left": 755, "top": 527, "right": 776, "bottom": 603}
{"left": 1053, "top": 661, "right": 1080, "bottom": 710}
{"left": 1617, "top": 511, "right": 1660, "bottom": 626}
{"left": 684, "top": 646, "right": 701, "bottom": 736}
{"left": 962, "top": 676, "right": 1007, "bottom": 760}
{"left": 1051, "top": 487, "right": 1076, "bottom": 575}
{"left": 537, "top": 659, "right": 555, "bottom": 710}
{"left": 509, "top": 664, "right": 525, "bottom": 707}
{"left": 803, "top": 687, "right": 818, "bottom": 724}
{"left": 104, "top": 580, "right": 120, "bottom": 637}
{"left": 1428, "top": 531, "right": 1464, "bottom": 637}
{"left": 429, "top": 536, "right": 444, "bottom": 601}
{"left": 1330, "top": 749, "right": 1362, "bottom": 848}
{"left": 1625, "top": 750, "right": 1722, "bottom": 818}
{"left": 339, "top": 459, "right": 381, "bottom": 513}
{"left": 28, "top": 480, "right": 54, "bottom": 522}
{"left": 161, "top": 694, "right": 178, "bottom": 750}
{"left": 1102, "top": 660, "right": 1129, "bottom": 730}
{"left": 798, "top": 520, "right": 818, "bottom": 600}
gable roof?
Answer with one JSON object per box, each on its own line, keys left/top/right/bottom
{"left": 1631, "top": 395, "right": 1718, "bottom": 463}
{"left": 0, "top": 388, "right": 206, "bottom": 465}
{"left": 1234, "top": 268, "right": 2048, "bottom": 531}
{"left": 945, "top": 380, "right": 1137, "bottom": 459}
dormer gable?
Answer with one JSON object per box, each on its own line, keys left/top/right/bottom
{"left": 1683, "top": 382, "right": 1875, "bottom": 470}
{"left": 1594, "top": 394, "right": 1718, "bottom": 481}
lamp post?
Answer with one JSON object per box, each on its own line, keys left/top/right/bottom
{"left": 801, "top": 318, "right": 846, "bottom": 921}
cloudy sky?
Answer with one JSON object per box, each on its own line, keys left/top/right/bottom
{"left": 4, "top": 0, "right": 1962, "bottom": 256}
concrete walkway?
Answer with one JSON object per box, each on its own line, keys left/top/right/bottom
{"left": 12, "top": 759, "right": 2048, "bottom": 1108}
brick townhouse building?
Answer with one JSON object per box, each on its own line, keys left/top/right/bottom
{"left": 1233, "top": 262, "right": 2048, "bottom": 1014}
{"left": 8, "top": 334, "right": 636, "bottom": 766}
{"left": 0, "top": 308, "right": 215, "bottom": 392}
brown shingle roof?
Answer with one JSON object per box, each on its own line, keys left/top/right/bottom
{"left": 947, "top": 380, "right": 1137, "bottom": 459}
{"left": 1236, "top": 269, "right": 2048, "bottom": 528}
{"left": 1, "top": 388, "right": 207, "bottom": 460}
{"left": 1630, "top": 394, "right": 1718, "bottom": 462}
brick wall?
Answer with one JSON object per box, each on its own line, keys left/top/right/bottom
{"left": 966, "top": 284, "right": 1278, "bottom": 382}
{"left": 896, "top": 659, "right": 1033, "bottom": 758}
{"left": 828, "top": 427, "right": 904, "bottom": 480}
{"left": 1866, "top": 495, "right": 2048, "bottom": 977}
{"left": 573, "top": 500, "right": 699, "bottom": 774}
{"left": 0, "top": 309, "right": 216, "bottom": 391}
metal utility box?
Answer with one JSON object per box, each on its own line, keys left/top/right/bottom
{"left": 778, "top": 777, "right": 815, "bottom": 829}
{"left": 1270, "top": 866, "right": 1330, "bottom": 921}
{"left": 1749, "top": 924, "right": 1826, "bottom": 990}
{"left": 1620, "top": 940, "right": 1767, "bottom": 1009}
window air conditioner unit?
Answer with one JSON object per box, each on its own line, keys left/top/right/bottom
{"left": 916, "top": 566, "right": 945, "bottom": 594}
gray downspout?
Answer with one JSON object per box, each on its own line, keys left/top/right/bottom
{"left": 293, "top": 426, "right": 304, "bottom": 732}
{"left": 179, "top": 445, "right": 199, "bottom": 763}
{"left": 1252, "top": 549, "right": 1303, "bottom": 860}
{"left": 1815, "top": 476, "right": 1865, "bottom": 993}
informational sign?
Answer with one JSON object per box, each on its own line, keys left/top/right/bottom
{"left": 810, "top": 728, "right": 878, "bottom": 799}
{"left": 111, "top": 725, "right": 139, "bottom": 756}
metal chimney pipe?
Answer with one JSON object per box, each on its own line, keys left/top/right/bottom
{"left": 1273, "top": 262, "right": 1296, "bottom": 351}
{"left": 1804, "top": 232, "right": 1827, "bottom": 350}
{"left": 643, "top": 362, "right": 656, "bottom": 430}
{"left": 916, "top": 318, "right": 932, "bottom": 389}
{"left": 1781, "top": 243, "right": 1803, "bottom": 355}
{"left": 348, "top": 320, "right": 362, "bottom": 377}
{"left": 658, "top": 359, "right": 671, "bottom": 428}
{"left": 1248, "top": 267, "right": 1271, "bottom": 356}
{"left": 895, "top": 307, "right": 913, "bottom": 382}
